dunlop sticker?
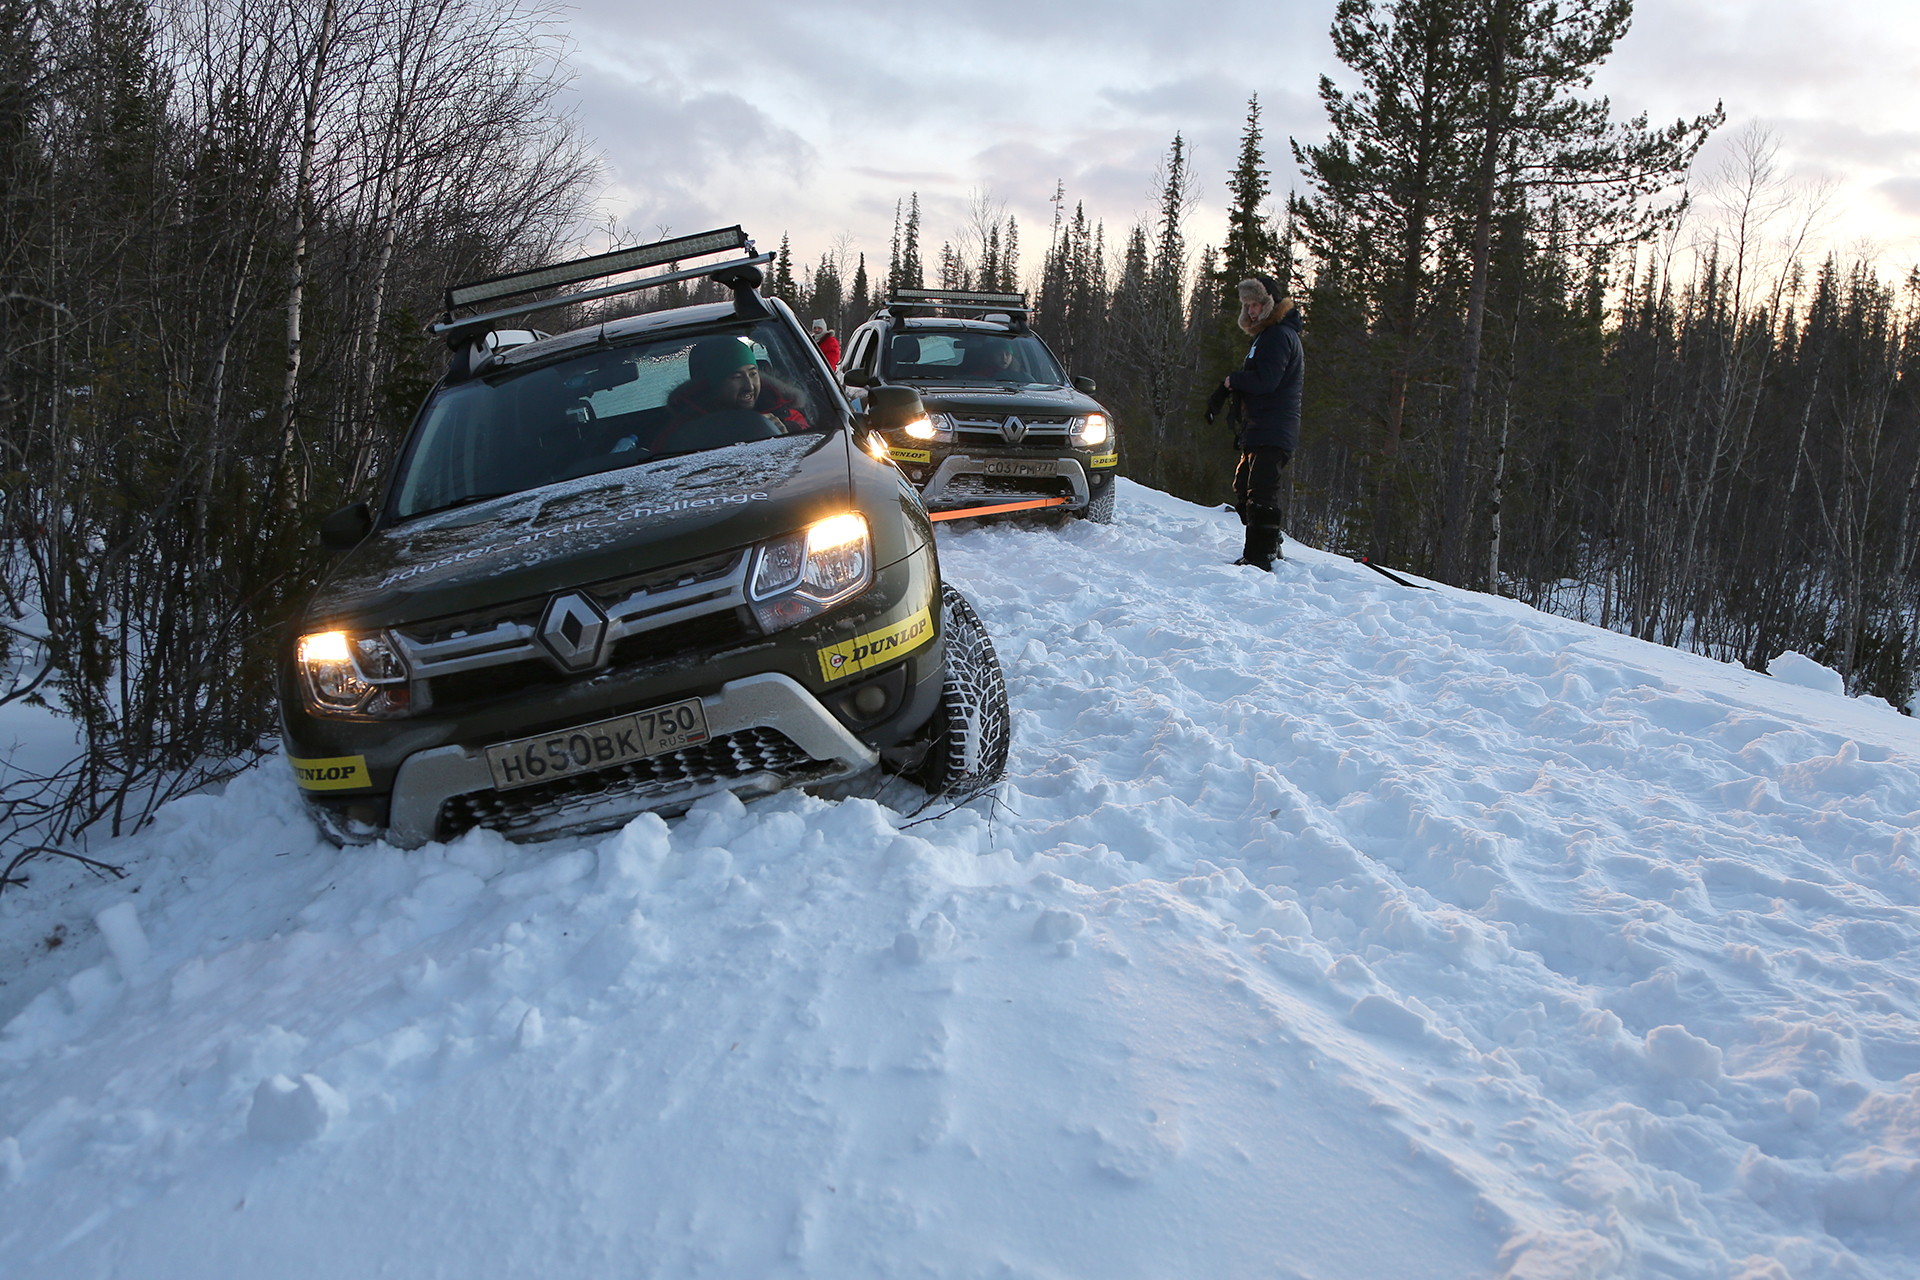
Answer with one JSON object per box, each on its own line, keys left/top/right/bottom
{"left": 1090, "top": 452, "right": 1119, "bottom": 468}
{"left": 816, "top": 606, "right": 933, "bottom": 683}
{"left": 289, "top": 754, "right": 372, "bottom": 791}
{"left": 889, "top": 448, "right": 932, "bottom": 464}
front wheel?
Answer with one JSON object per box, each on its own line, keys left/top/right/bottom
{"left": 1080, "top": 482, "right": 1116, "bottom": 524}
{"left": 910, "top": 584, "right": 1011, "bottom": 797}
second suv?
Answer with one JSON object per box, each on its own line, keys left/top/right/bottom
{"left": 840, "top": 290, "right": 1119, "bottom": 523}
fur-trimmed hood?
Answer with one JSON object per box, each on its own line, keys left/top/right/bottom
{"left": 1239, "top": 296, "right": 1298, "bottom": 336}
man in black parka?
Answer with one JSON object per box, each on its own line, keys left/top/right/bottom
{"left": 1211, "top": 273, "right": 1304, "bottom": 570}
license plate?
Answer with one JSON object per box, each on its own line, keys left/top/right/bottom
{"left": 485, "top": 698, "right": 709, "bottom": 791}
{"left": 982, "top": 459, "right": 1055, "bottom": 477}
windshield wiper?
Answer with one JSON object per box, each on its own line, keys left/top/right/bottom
{"left": 408, "top": 490, "right": 517, "bottom": 519}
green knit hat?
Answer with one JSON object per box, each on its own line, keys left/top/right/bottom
{"left": 689, "top": 335, "right": 757, "bottom": 384}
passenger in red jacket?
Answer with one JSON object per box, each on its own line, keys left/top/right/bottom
{"left": 810, "top": 318, "right": 842, "bottom": 370}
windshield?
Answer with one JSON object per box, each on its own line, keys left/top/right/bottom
{"left": 391, "top": 320, "right": 836, "bottom": 520}
{"left": 881, "top": 329, "right": 1067, "bottom": 386}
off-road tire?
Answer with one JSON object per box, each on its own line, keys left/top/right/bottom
{"left": 910, "top": 584, "right": 1012, "bottom": 797}
{"left": 1080, "top": 482, "right": 1116, "bottom": 524}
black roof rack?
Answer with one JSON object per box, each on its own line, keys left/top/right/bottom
{"left": 434, "top": 225, "right": 773, "bottom": 347}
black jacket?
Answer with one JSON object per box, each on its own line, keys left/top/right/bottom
{"left": 1225, "top": 303, "right": 1304, "bottom": 452}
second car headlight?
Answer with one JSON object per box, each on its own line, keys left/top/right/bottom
{"left": 1073, "top": 413, "right": 1109, "bottom": 446}
{"left": 749, "top": 513, "right": 874, "bottom": 632}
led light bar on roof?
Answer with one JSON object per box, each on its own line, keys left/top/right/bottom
{"left": 892, "top": 288, "right": 1027, "bottom": 309}
{"left": 445, "top": 226, "right": 751, "bottom": 310}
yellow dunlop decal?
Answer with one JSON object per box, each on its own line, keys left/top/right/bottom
{"left": 289, "top": 754, "right": 372, "bottom": 791}
{"left": 1090, "top": 452, "right": 1119, "bottom": 468}
{"left": 817, "top": 606, "right": 933, "bottom": 683}
{"left": 889, "top": 448, "right": 932, "bottom": 464}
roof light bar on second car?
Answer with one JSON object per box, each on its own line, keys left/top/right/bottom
{"left": 890, "top": 287, "right": 1030, "bottom": 314}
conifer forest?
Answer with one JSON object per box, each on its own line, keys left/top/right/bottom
{"left": 2, "top": 0, "right": 1915, "bottom": 852}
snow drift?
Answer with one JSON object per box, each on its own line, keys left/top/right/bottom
{"left": 2, "top": 480, "right": 1918, "bottom": 1279}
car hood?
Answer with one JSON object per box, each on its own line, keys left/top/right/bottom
{"left": 906, "top": 382, "right": 1105, "bottom": 419}
{"left": 309, "top": 432, "right": 852, "bottom": 629}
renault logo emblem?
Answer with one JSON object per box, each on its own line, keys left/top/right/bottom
{"left": 537, "top": 592, "right": 607, "bottom": 671}
{"left": 1001, "top": 415, "right": 1028, "bottom": 445}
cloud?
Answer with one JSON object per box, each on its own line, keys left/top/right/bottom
{"left": 548, "top": 0, "right": 1920, "bottom": 273}
{"left": 1880, "top": 178, "right": 1920, "bottom": 219}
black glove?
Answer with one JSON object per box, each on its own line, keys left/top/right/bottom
{"left": 1204, "top": 384, "right": 1230, "bottom": 424}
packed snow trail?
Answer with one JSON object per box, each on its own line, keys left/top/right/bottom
{"left": 2, "top": 480, "right": 1918, "bottom": 1279}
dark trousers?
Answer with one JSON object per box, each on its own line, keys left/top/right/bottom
{"left": 1233, "top": 447, "right": 1292, "bottom": 561}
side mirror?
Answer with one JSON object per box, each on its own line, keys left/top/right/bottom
{"left": 865, "top": 385, "right": 924, "bottom": 430}
{"left": 843, "top": 369, "right": 874, "bottom": 388}
{"left": 1072, "top": 375, "right": 1097, "bottom": 394}
{"left": 319, "top": 502, "right": 373, "bottom": 551}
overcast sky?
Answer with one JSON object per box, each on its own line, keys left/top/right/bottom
{"left": 559, "top": 0, "right": 1919, "bottom": 290}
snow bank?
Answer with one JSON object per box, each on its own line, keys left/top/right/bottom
{"left": 2, "top": 480, "right": 1919, "bottom": 1279}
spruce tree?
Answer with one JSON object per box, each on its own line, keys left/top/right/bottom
{"left": 850, "top": 253, "right": 870, "bottom": 318}
{"left": 1222, "top": 96, "right": 1277, "bottom": 285}
{"left": 887, "top": 200, "right": 902, "bottom": 296}
{"left": 771, "top": 233, "right": 797, "bottom": 306}
{"left": 811, "top": 253, "right": 843, "bottom": 330}
{"left": 1294, "top": 0, "right": 1478, "bottom": 561}
{"left": 1437, "top": 0, "right": 1720, "bottom": 582}
{"left": 900, "top": 193, "right": 925, "bottom": 291}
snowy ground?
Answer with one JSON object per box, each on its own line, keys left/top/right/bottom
{"left": 2, "top": 479, "right": 1918, "bottom": 1279}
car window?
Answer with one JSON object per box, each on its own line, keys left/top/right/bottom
{"left": 881, "top": 329, "right": 1066, "bottom": 385}
{"left": 391, "top": 321, "right": 834, "bottom": 520}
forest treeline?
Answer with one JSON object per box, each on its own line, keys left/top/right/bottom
{"left": 2, "top": 0, "right": 1915, "bottom": 860}
{"left": 0, "top": 0, "right": 593, "bottom": 856}
{"left": 770, "top": 0, "right": 1916, "bottom": 712}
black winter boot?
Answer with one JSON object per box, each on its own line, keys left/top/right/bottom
{"left": 1238, "top": 522, "right": 1281, "bottom": 571}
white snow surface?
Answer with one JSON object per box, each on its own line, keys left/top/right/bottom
{"left": 3, "top": 479, "right": 1919, "bottom": 1279}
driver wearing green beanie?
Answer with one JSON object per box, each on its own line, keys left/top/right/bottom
{"left": 663, "top": 334, "right": 812, "bottom": 443}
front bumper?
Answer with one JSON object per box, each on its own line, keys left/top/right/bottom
{"left": 382, "top": 672, "right": 876, "bottom": 846}
{"left": 916, "top": 455, "right": 1094, "bottom": 511}
{"left": 285, "top": 545, "right": 944, "bottom": 847}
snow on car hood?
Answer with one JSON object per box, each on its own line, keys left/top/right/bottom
{"left": 908, "top": 382, "right": 1104, "bottom": 418}
{"left": 311, "top": 432, "right": 850, "bottom": 628}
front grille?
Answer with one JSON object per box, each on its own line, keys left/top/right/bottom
{"left": 605, "top": 610, "right": 753, "bottom": 668}
{"left": 436, "top": 727, "right": 815, "bottom": 839}
{"left": 399, "top": 550, "right": 757, "bottom": 710}
{"left": 952, "top": 414, "right": 1076, "bottom": 445}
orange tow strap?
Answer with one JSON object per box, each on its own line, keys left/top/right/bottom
{"left": 927, "top": 496, "right": 1070, "bottom": 522}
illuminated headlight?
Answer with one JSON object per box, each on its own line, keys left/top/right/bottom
{"left": 749, "top": 513, "right": 874, "bottom": 632}
{"left": 297, "top": 629, "right": 411, "bottom": 716}
{"left": 1073, "top": 413, "right": 1110, "bottom": 445}
{"left": 903, "top": 412, "right": 954, "bottom": 442}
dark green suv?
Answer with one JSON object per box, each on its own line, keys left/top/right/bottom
{"left": 279, "top": 229, "right": 1010, "bottom": 847}
{"left": 840, "top": 290, "right": 1119, "bottom": 523}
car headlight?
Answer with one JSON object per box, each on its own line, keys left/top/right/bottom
{"left": 297, "top": 629, "right": 411, "bottom": 716}
{"left": 903, "top": 412, "right": 954, "bottom": 442}
{"left": 749, "top": 513, "right": 874, "bottom": 632}
{"left": 1073, "top": 413, "right": 1109, "bottom": 446}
